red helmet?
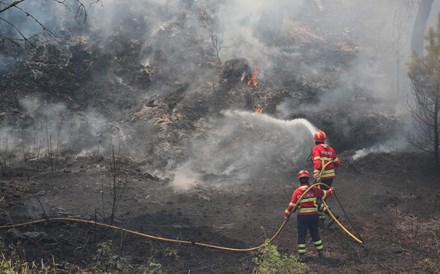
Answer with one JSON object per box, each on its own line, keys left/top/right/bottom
{"left": 297, "top": 170, "right": 310, "bottom": 179}
{"left": 313, "top": 130, "right": 327, "bottom": 142}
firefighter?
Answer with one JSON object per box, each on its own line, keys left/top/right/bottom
{"left": 311, "top": 129, "right": 340, "bottom": 189}
{"left": 284, "top": 170, "right": 335, "bottom": 261}
{"left": 311, "top": 130, "right": 340, "bottom": 225}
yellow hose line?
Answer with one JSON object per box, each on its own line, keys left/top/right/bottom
{"left": 0, "top": 184, "right": 362, "bottom": 252}
{"left": 321, "top": 201, "right": 363, "bottom": 244}
{"left": 0, "top": 183, "right": 321, "bottom": 253}
{"left": 0, "top": 217, "right": 286, "bottom": 252}
{"left": 316, "top": 160, "right": 364, "bottom": 244}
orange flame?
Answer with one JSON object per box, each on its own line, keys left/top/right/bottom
{"left": 247, "top": 67, "right": 259, "bottom": 88}
{"left": 255, "top": 104, "right": 263, "bottom": 113}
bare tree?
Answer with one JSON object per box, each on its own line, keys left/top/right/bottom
{"left": 210, "top": 34, "right": 223, "bottom": 64}
{"left": 407, "top": 14, "right": 440, "bottom": 171}
{"left": 0, "top": 0, "right": 101, "bottom": 47}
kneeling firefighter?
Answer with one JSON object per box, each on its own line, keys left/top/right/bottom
{"left": 283, "top": 170, "right": 335, "bottom": 261}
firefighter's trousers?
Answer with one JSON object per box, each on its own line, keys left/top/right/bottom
{"left": 297, "top": 214, "right": 323, "bottom": 255}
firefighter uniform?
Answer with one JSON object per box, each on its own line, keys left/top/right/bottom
{"left": 284, "top": 170, "right": 334, "bottom": 259}
{"left": 312, "top": 130, "right": 340, "bottom": 190}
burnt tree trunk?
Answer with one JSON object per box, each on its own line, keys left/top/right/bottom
{"left": 412, "top": 0, "right": 434, "bottom": 56}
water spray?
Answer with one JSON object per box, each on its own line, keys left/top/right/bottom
{"left": 222, "top": 110, "right": 318, "bottom": 135}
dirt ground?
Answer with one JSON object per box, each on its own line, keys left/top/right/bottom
{"left": 0, "top": 150, "right": 439, "bottom": 273}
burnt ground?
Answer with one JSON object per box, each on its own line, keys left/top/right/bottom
{"left": 0, "top": 150, "right": 439, "bottom": 273}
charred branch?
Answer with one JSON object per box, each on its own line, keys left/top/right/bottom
{"left": 0, "top": 0, "right": 101, "bottom": 47}
{"left": 0, "top": 0, "right": 26, "bottom": 13}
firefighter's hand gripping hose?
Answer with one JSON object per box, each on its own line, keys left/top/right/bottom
{"left": 0, "top": 183, "right": 363, "bottom": 252}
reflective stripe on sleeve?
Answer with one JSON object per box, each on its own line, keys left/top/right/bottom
{"left": 299, "top": 198, "right": 317, "bottom": 203}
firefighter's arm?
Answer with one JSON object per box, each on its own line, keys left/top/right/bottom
{"left": 284, "top": 202, "right": 295, "bottom": 221}
{"left": 284, "top": 191, "right": 299, "bottom": 219}
{"left": 312, "top": 147, "right": 322, "bottom": 176}
{"left": 323, "top": 187, "right": 335, "bottom": 199}
{"left": 331, "top": 147, "right": 340, "bottom": 167}
{"left": 317, "top": 187, "right": 335, "bottom": 200}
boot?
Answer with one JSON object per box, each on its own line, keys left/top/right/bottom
{"left": 297, "top": 253, "right": 306, "bottom": 262}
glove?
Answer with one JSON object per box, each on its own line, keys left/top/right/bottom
{"left": 330, "top": 187, "right": 335, "bottom": 194}
{"left": 313, "top": 172, "right": 320, "bottom": 179}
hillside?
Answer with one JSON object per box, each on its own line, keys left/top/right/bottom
{"left": 0, "top": 0, "right": 439, "bottom": 273}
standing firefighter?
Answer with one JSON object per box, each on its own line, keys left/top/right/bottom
{"left": 312, "top": 130, "right": 340, "bottom": 189}
{"left": 284, "top": 170, "right": 335, "bottom": 261}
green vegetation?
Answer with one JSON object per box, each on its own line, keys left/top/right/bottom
{"left": 252, "top": 241, "right": 309, "bottom": 274}
{"left": 0, "top": 253, "right": 53, "bottom": 273}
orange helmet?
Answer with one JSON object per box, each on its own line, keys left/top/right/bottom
{"left": 297, "top": 170, "right": 310, "bottom": 179}
{"left": 313, "top": 130, "right": 327, "bottom": 142}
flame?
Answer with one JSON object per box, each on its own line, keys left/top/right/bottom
{"left": 247, "top": 67, "right": 259, "bottom": 88}
{"left": 255, "top": 104, "right": 263, "bottom": 113}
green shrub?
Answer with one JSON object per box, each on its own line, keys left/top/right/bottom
{"left": 253, "top": 241, "right": 309, "bottom": 274}
{"left": 0, "top": 256, "right": 16, "bottom": 274}
{"left": 0, "top": 253, "right": 50, "bottom": 273}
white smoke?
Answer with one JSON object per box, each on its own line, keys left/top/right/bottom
{"left": 352, "top": 139, "right": 410, "bottom": 161}
{"left": 168, "top": 110, "right": 317, "bottom": 191}
{"left": 169, "top": 161, "right": 201, "bottom": 191}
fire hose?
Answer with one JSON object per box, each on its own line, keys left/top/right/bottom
{"left": 0, "top": 183, "right": 363, "bottom": 252}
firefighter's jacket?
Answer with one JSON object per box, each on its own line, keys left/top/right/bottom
{"left": 284, "top": 185, "right": 333, "bottom": 217}
{"left": 312, "top": 143, "right": 340, "bottom": 179}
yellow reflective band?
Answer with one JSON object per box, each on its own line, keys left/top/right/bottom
{"left": 313, "top": 240, "right": 322, "bottom": 245}
{"left": 322, "top": 191, "right": 327, "bottom": 199}
{"left": 289, "top": 202, "right": 295, "bottom": 207}
{"left": 314, "top": 156, "right": 321, "bottom": 160}
{"left": 299, "top": 198, "right": 317, "bottom": 203}
{"left": 316, "top": 245, "right": 323, "bottom": 250}
{"left": 299, "top": 207, "right": 318, "bottom": 213}
{"left": 284, "top": 210, "right": 290, "bottom": 214}
{"left": 321, "top": 170, "right": 336, "bottom": 177}
{"left": 298, "top": 244, "right": 306, "bottom": 248}
{"left": 334, "top": 157, "right": 339, "bottom": 162}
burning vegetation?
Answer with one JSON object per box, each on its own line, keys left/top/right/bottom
{"left": 247, "top": 67, "right": 259, "bottom": 88}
